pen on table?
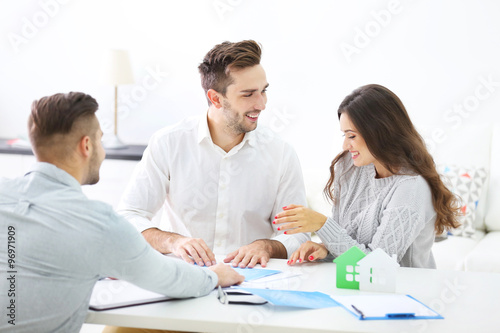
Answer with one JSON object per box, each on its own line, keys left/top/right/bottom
{"left": 351, "top": 304, "right": 365, "bottom": 319}
{"left": 217, "top": 285, "right": 227, "bottom": 305}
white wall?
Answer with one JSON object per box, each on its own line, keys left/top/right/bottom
{"left": 1, "top": 0, "right": 500, "bottom": 171}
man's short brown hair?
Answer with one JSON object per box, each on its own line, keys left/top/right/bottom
{"left": 28, "top": 92, "right": 99, "bottom": 157}
{"left": 198, "top": 40, "right": 262, "bottom": 105}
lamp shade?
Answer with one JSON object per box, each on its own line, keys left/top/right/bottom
{"left": 101, "top": 49, "right": 134, "bottom": 85}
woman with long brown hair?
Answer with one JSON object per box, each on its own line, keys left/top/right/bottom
{"left": 274, "top": 84, "right": 461, "bottom": 268}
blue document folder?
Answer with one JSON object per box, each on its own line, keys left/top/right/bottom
{"left": 232, "top": 267, "right": 281, "bottom": 281}
{"left": 236, "top": 287, "right": 340, "bottom": 308}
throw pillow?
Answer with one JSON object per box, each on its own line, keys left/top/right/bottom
{"left": 437, "top": 165, "right": 488, "bottom": 238}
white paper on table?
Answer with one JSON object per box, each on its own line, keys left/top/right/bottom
{"left": 240, "top": 271, "right": 303, "bottom": 289}
{"left": 89, "top": 279, "right": 171, "bottom": 311}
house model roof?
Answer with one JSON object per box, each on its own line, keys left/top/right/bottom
{"left": 333, "top": 246, "right": 366, "bottom": 264}
{"left": 357, "top": 248, "right": 400, "bottom": 268}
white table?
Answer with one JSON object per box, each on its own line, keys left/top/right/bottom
{"left": 85, "top": 258, "right": 500, "bottom": 332}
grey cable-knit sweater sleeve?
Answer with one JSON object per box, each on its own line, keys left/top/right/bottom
{"left": 316, "top": 157, "right": 437, "bottom": 268}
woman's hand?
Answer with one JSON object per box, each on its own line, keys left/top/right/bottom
{"left": 287, "top": 241, "right": 328, "bottom": 265}
{"left": 274, "top": 204, "right": 328, "bottom": 234}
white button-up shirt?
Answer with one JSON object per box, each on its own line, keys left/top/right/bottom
{"left": 118, "top": 115, "right": 309, "bottom": 256}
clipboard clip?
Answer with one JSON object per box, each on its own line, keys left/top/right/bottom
{"left": 351, "top": 304, "right": 416, "bottom": 320}
{"left": 351, "top": 304, "right": 365, "bottom": 319}
{"left": 386, "top": 313, "right": 416, "bottom": 319}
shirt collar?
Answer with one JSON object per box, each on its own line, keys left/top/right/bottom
{"left": 242, "top": 128, "right": 257, "bottom": 147}
{"left": 197, "top": 113, "right": 257, "bottom": 148}
{"left": 26, "top": 162, "right": 82, "bottom": 191}
{"left": 197, "top": 113, "right": 212, "bottom": 144}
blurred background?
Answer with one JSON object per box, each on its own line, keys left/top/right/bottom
{"left": 1, "top": 0, "right": 499, "bottom": 171}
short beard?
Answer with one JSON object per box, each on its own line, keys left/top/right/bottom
{"left": 222, "top": 100, "right": 254, "bottom": 135}
{"left": 83, "top": 146, "right": 101, "bottom": 185}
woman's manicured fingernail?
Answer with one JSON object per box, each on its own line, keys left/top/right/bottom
{"left": 309, "top": 256, "right": 314, "bottom": 261}
{"left": 284, "top": 231, "right": 287, "bottom": 234}
{"left": 274, "top": 215, "right": 278, "bottom": 219}
{"left": 298, "top": 258, "right": 302, "bottom": 263}
{"left": 273, "top": 220, "right": 276, "bottom": 224}
{"left": 277, "top": 227, "right": 281, "bottom": 231}
{"left": 283, "top": 206, "right": 287, "bottom": 210}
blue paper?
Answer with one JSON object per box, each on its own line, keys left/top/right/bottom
{"left": 232, "top": 267, "right": 281, "bottom": 281}
{"left": 236, "top": 288, "right": 339, "bottom": 308}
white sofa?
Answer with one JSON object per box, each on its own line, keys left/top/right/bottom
{"left": 304, "top": 122, "right": 500, "bottom": 273}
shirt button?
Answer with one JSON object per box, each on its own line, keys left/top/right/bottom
{"left": 216, "top": 241, "right": 222, "bottom": 247}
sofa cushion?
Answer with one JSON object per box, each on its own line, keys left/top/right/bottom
{"left": 432, "top": 230, "right": 485, "bottom": 271}
{"left": 438, "top": 165, "right": 488, "bottom": 237}
{"left": 431, "top": 123, "right": 492, "bottom": 232}
{"left": 464, "top": 231, "right": 500, "bottom": 273}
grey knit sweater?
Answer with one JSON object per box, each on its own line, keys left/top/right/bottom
{"left": 316, "top": 154, "right": 437, "bottom": 268}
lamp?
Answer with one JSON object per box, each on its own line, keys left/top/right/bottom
{"left": 101, "top": 49, "right": 134, "bottom": 149}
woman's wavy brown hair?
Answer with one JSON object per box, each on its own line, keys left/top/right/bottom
{"left": 323, "top": 84, "right": 461, "bottom": 234}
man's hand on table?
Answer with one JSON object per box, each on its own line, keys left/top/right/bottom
{"left": 169, "top": 234, "right": 217, "bottom": 267}
{"left": 209, "top": 263, "right": 245, "bottom": 287}
{"left": 142, "top": 228, "right": 216, "bottom": 267}
{"left": 223, "top": 239, "right": 287, "bottom": 268}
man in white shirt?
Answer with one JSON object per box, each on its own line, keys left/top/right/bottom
{"left": 119, "top": 40, "right": 309, "bottom": 268}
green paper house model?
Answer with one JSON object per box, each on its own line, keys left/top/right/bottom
{"left": 333, "top": 246, "right": 366, "bottom": 289}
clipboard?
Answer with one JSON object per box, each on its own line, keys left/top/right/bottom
{"left": 89, "top": 279, "right": 173, "bottom": 311}
{"left": 332, "top": 294, "right": 443, "bottom": 320}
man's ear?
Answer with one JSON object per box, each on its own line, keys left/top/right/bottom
{"left": 207, "top": 89, "right": 223, "bottom": 109}
{"left": 77, "top": 135, "right": 92, "bottom": 158}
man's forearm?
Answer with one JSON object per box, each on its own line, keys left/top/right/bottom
{"left": 142, "top": 228, "right": 180, "bottom": 254}
{"left": 259, "top": 239, "right": 288, "bottom": 259}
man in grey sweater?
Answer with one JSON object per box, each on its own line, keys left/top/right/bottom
{"left": 0, "top": 92, "right": 244, "bottom": 333}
